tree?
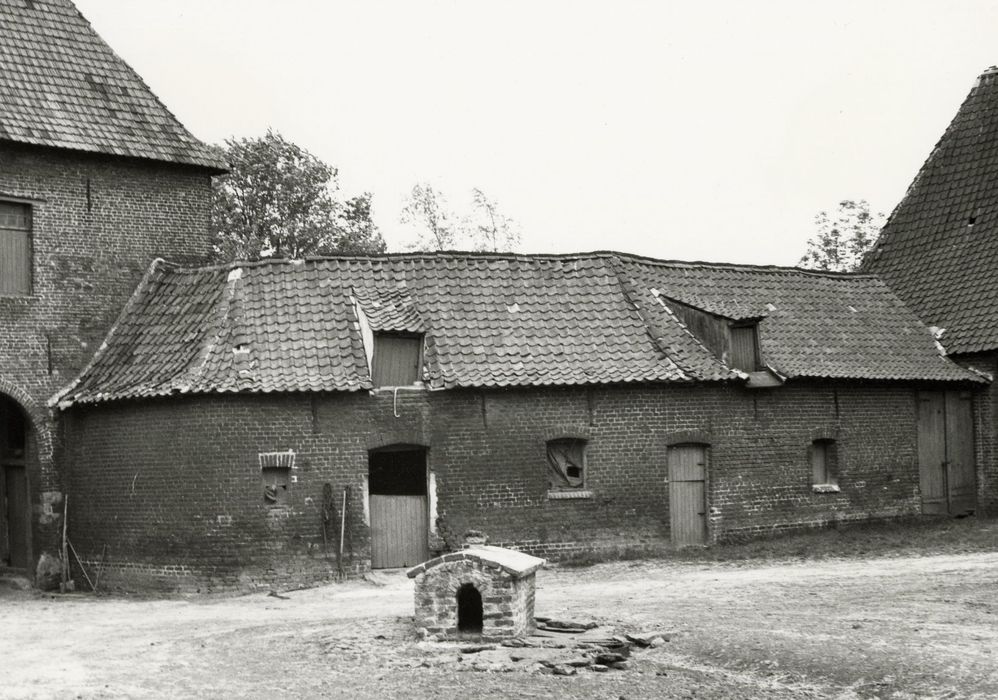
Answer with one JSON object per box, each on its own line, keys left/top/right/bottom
{"left": 400, "top": 183, "right": 458, "bottom": 251}
{"left": 335, "top": 193, "right": 387, "bottom": 255}
{"left": 400, "top": 183, "right": 521, "bottom": 252}
{"left": 466, "top": 188, "right": 521, "bottom": 252}
{"left": 211, "top": 130, "right": 385, "bottom": 261}
{"left": 798, "top": 199, "right": 885, "bottom": 272}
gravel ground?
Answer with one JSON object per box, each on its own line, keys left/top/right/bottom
{"left": 2, "top": 551, "right": 998, "bottom": 699}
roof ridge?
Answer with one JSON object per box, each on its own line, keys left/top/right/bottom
{"left": 154, "top": 250, "right": 885, "bottom": 279}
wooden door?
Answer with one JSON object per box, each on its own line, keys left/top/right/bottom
{"left": 369, "top": 495, "right": 428, "bottom": 568}
{"left": 918, "top": 390, "right": 976, "bottom": 516}
{"left": 945, "top": 391, "right": 976, "bottom": 515}
{"left": 917, "top": 392, "right": 948, "bottom": 515}
{"left": 2, "top": 465, "right": 28, "bottom": 569}
{"left": 668, "top": 444, "right": 707, "bottom": 545}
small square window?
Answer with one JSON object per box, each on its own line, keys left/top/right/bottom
{"left": 811, "top": 439, "right": 839, "bottom": 489}
{"left": 546, "top": 438, "right": 589, "bottom": 497}
{"left": 262, "top": 467, "right": 290, "bottom": 505}
{"left": 0, "top": 201, "right": 32, "bottom": 295}
{"left": 259, "top": 450, "right": 295, "bottom": 506}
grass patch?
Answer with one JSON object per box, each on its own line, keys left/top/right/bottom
{"left": 557, "top": 514, "right": 998, "bottom": 568}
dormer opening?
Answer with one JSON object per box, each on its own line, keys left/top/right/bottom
{"left": 372, "top": 333, "right": 423, "bottom": 387}
{"left": 729, "top": 324, "right": 760, "bottom": 372}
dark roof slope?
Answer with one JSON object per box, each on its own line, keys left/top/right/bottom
{"left": 53, "top": 252, "right": 980, "bottom": 406}
{"left": 863, "top": 67, "right": 998, "bottom": 354}
{"left": 617, "top": 258, "right": 970, "bottom": 383}
{"left": 0, "top": 0, "right": 225, "bottom": 171}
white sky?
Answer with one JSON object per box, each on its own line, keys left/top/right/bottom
{"left": 73, "top": 0, "right": 998, "bottom": 264}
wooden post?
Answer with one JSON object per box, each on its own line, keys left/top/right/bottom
{"left": 61, "top": 494, "right": 69, "bottom": 586}
{"left": 338, "top": 487, "right": 347, "bottom": 579}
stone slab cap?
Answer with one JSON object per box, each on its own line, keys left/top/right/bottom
{"left": 406, "top": 545, "right": 546, "bottom": 579}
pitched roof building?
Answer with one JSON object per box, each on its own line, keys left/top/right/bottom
{"left": 863, "top": 65, "right": 998, "bottom": 520}
{"left": 54, "top": 251, "right": 987, "bottom": 592}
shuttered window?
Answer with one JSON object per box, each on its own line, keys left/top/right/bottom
{"left": 729, "top": 325, "right": 759, "bottom": 372}
{"left": 372, "top": 334, "right": 422, "bottom": 387}
{"left": 0, "top": 202, "right": 31, "bottom": 295}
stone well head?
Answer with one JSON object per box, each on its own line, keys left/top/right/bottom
{"left": 406, "top": 546, "right": 546, "bottom": 640}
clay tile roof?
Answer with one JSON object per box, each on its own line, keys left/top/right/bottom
{"left": 52, "top": 251, "right": 981, "bottom": 407}
{"left": 617, "top": 256, "right": 979, "bottom": 383}
{"left": 353, "top": 286, "right": 424, "bottom": 333}
{"left": 862, "top": 67, "right": 998, "bottom": 355}
{"left": 0, "top": 0, "right": 226, "bottom": 172}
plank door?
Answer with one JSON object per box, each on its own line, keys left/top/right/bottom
{"left": 917, "top": 392, "right": 948, "bottom": 515}
{"left": 369, "top": 495, "right": 428, "bottom": 568}
{"left": 918, "top": 390, "right": 977, "bottom": 516}
{"left": 945, "top": 391, "right": 976, "bottom": 515}
{"left": 668, "top": 444, "right": 707, "bottom": 546}
{"left": 2, "top": 465, "right": 28, "bottom": 569}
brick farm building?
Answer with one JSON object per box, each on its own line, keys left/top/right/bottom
{"left": 1, "top": 0, "right": 994, "bottom": 593}
{"left": 51, "top": 253, "right": 987, "bottom": 592}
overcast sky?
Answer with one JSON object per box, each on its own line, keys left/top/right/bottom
{"left": 73, "top": 0, "right": 998, "bottom": 264}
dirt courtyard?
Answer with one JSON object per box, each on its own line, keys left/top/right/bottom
{"left": 2, "top": 550, "right": 998, "bottom": 699}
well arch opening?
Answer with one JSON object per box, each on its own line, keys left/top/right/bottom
{"left": 456, "top": 582, "right": 483, "bottom": 633}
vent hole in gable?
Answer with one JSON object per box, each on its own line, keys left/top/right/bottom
{"left": 456, "top": 583, "right": 483, "bottom": 633}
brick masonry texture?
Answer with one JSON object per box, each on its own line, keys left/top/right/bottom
{"left": 0, "top": 142, "right": 213, "bottom": 573}
{"left": 956, "top": 352, "right": 998, "bottom": 514}
{"left": 412, "top": 559, "right": 536, "bottom": 640}
{"left": 63, "top": 379, "right": 956, "bottom": 592}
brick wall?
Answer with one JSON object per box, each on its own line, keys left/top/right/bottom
{"left": 63, "top": 379, "right": 948, "bottom": 593}
{"left": 0, "top": 143, "right": 213, "bottom": 575}
{"left": 954, "top": 352, "right": 998, "bottom": 514}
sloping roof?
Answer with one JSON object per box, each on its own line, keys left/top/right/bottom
{"left": 406, "top": 545, "right": 545, "bottom": 579}
{"left": 53, "top": 252, "right": 980, "bottom": 407}
{"left": 0, "top": 0, "right": 225, "bottom": 171}
{"left": 617, "top": 258, "right": 975, "bottom": 383}
{"left": 862, "top": 67, "right": 998, "bottom": 355}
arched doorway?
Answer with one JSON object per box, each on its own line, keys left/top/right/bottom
{"left": 0, "top": 395, "right": 29, "bottom": 570}
{"left": 456, "top": 583, "right": 483, "bottom": 633}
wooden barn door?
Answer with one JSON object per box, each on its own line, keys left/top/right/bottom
{"left": 918, "top": 390, "right": 976, "bottom": 516}
{"left": 368, "top": 446, "right": 429, "bottom": 568}
{"left": 668, "top": 444, "right": 707, "bottom": 546}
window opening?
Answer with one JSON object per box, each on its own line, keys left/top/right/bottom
{"left": 729, "top": 324, "right": 759, "bottom": 372}
{"left": 259, "top": 450, "right": 295, "bottom": 506}
{"left": 811, "top": 439, "right": 838, "bottom": 487}
{"left": 546, "top": 438, "right": 586, "bottom": 490}
{"left": 372, "top": 333, "right": 422, "bottom": 387}
{"left": 456, "top": 583, "right": 483, "bottom": 633}
{"left": 0, "top": 202, "right": 31, "bottom": 295}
